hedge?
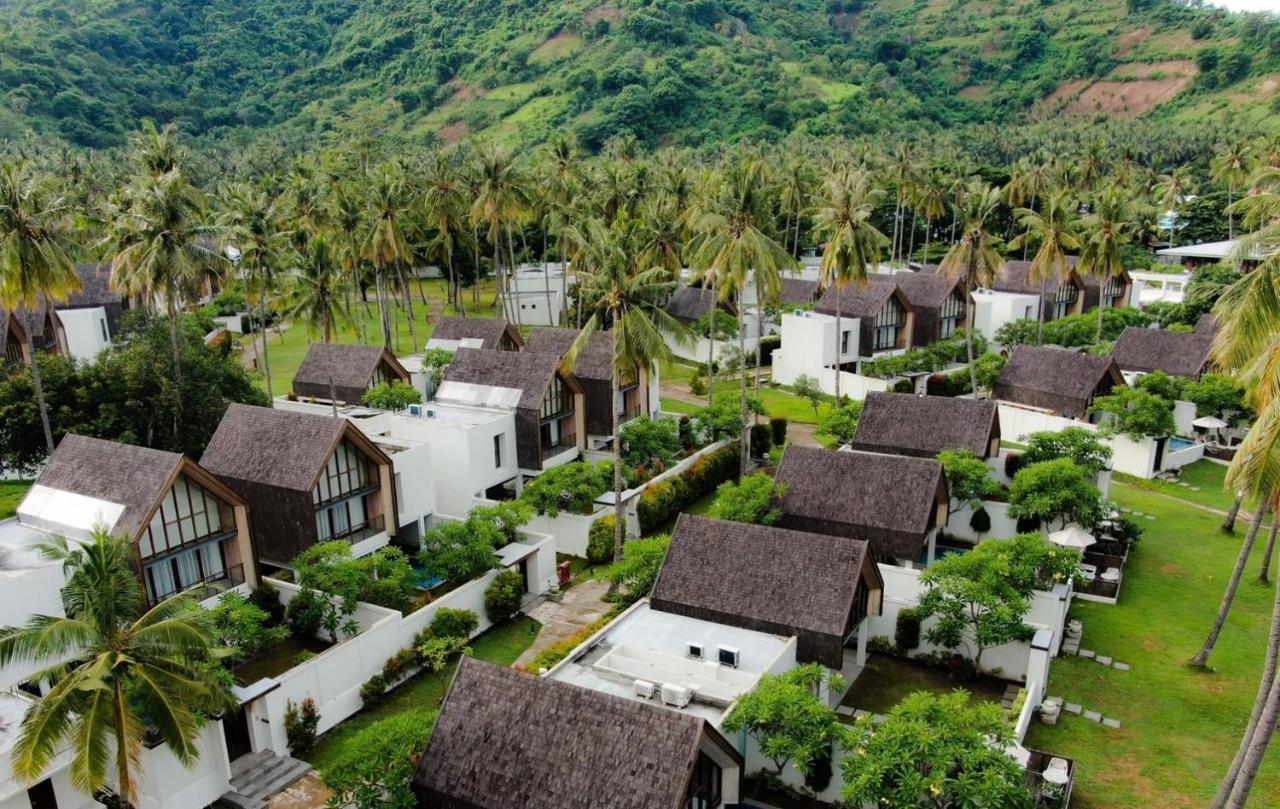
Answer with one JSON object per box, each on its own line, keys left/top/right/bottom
{"left": 523, "top": 605, "right": 626, "bottom": 673}
{"left": 895, "top": 608, "right": 922, "bottom": 652}
{"left": 769, "top": 417, "right": 787, "bottom": 446}
{"left": 636, "top": 444, "right": 739, "bottom": 534}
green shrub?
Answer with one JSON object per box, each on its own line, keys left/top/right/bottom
{"left": 769, "top": 417, "right": 787, "bottom": 446}
{"left": 291, "top": 649, "right": 317, "bottom": 666}
{"left": 678, "top": 415, "right": 694, "bottom": 448}
{"left": 520, "top": 460, "right": 611, "bottom": 516}
{"left": 895, "top": 608, "right": 922, "bottom": 652}
{"left": 749, "top": 424, "right": 772, "bottom": 458}
{"left": 286, "top": 588, "right": 326, "bottom": 640}
{"left": 361, "top": 380, "right": 422, "bottom": 410}
{"left": 248, "top": 581, "right": 286, "bottom": 625}
{"left": 587, "top": 515, "right": 617, "bottom": 564}
{"left": 360, "top": 674, "right": 388, "bottom": 708}
{"left": 689, "top": 372, "right": 707, "bottom": 397}
{"left": 620, "top": 416, "right": 682, "bottom": 468}
{"left": 428, "top": 607, "right": 479, "bottom": 640}
{"left": 321, "top": 709, "right": 435, "bottom": 809}
{"left": 758, "top": 334, "right": 781, "bottom": 365}
{"left": 969, "top": 506, "right": 992, "bottom": 535}
{"left": 484, "top": 570, "right": 525, "bottom": 623}
{"left": 867, "top": 636, "right": 895, "bottom": 655}
{"left": 417, "top": 635, "right": 468, "bottom": 672}
{"left": 1004, "top": 452, "right": 1023, "bottom": 479}
{"left": 381, "top": 648, "right": 417, "bottom": 683}
{"left": 284, "top": 698, "right": 320, "bottom": 757}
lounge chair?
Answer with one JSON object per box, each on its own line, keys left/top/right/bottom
{"left": 1100, "top": 567, "right": 1121, "bottom": 583}
{"left": 1079, "top": 564, "right": 1097, "bottom": 583}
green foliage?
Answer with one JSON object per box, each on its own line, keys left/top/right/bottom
{"left": 711, "top": 474, "right": 787, "bottom": 526}
{"left": 749, "top": 423, "right": 773, "bottom": 458}
{"left": 605, "top": 534, "right": 671, "bottom": 604}
{"left": 419, "top": 520, "right": 501, "bottom": 584}
{"left": 467, "top": 501, "right": 534, "bottom": 544}
{"left": 284, "top": 698, "right": 320, "bottom": 759}
{"left": 692, "top": 309, "right": 739, "bottom": 340}
{"left": 416, "top": 635, "right": 469, "bottom": 673}
{"left": 248, "top": 581, "right": 286, "bottom": 626}
{"left": 791, "top": 374, "right": 826, "bottom": 418}
{"left": 426, "top": 608, "right": 479, "bottom": 641}
{"left": 769, "top": 417, "right": 788, "bottom": 446}
{"left": 692, "top": 394, "right": 763, "bottom": 441}
{"left": 483, "top": 570, "right": 525, "bottom": 623}
{"left": 619, "top": 416, "right": 681, "bottom": 469}
{"left": 937, "top": 449, "right": 1003, "bottom": 512}
{"left": 1133, "top": 369, "right": 1185, "bottom": 402}
{"left": 520, "top": 460, "right": 611, "bottom": 516}
{"left": 723, "top": 664, "right": 845, "bottom": 777}
{"left": 587, "top": 515, "right": 616, "bottom": 565}
{"left": 1021, "top": 427, "right": 1113, "bottom": 474}
{"left": 209, "top": 590, "right": 289, "bottom": 665}
{"left": 1090, "top": 387, "right": 1177, "bottom": 439}
{"left": 635, "top": 444, "right": 738, "bottom": 533}
{"left": 841, "top": 692, "right": 1034, "bottom": 809}
{"left": 894, "top": 608, "right": 922, "bottom": 653}
{"left": 322, "top": 709, "right": 436, "bottom": 809}
{"left": 816, "top": 400, "right": 863, "bottom": 446}
{"left": 294, "top": 541, "right": 418, "bottom": 613}
{"left": 995, "top": 307, "right": 1154, "bottom": 348}
{"left": 1182, "top": 373, "right": 1252, "bottom": 425}
{"left": 969, "top": 506, "right": 992, "bottom": 535}
{"left": 1009, "top": 459, "right": 1105, "bottom": 530}
{"left": 361, "top": 380, "right": 422, "bottom": 410}
{"left": 285, "top": 587, "right": 328, "bottom": 641}
{"left": 862, "top": 332, "right": 986, "bottom": 379}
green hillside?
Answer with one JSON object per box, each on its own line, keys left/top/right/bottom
{"left": 1, "top": 0, "right": 1278, "bottom": 152}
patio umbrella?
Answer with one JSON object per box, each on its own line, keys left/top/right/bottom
{"left": 1192, "top": 416, "right": 1228, "bottom": 430}
{"left": 1048, "top": 525, "right": 1096, "bottom": 550}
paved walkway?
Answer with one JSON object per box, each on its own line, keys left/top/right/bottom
{"left": 268, "top": 773, "right": 333, "bottom": 809}
{"left": 515, "top": 579, "right": 612, "bottom": 669}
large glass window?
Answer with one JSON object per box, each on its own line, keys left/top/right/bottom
{"left": 541, "top": 376, "right": 570, "bottom": 420}
{"left": 686, "top": 751, "right": 723, "bottom": 809}
{"left": 1102, "top": 275, "right": 1126, "bottom": 307}
{"left": 143, "top": 541, "right": 228, "bottom": 602}
{"left": 139, "top": 474, "right": 234, "bottom": 559}
{"left": 938, "top": 291, "right": 965, "bottom": 339}
{"left": 4, "top": 330, "right": 22, "bottom": 365}
{"left": 312, "top": 439, "right": 379, "bottom": 542}
{"left": 1052, "top": 282, "right": 1077, "bottom": 319}
{"left": 873, "top": 297, "right": 905, "bottom": 351}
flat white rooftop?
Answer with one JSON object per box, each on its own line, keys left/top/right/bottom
{"left": 275, "top": 397, "right": 508, "bottom": 430}
{"left": 0, "top": 519, "right": 55, "bottom": 574}
{"left": 547, "top": 601, "right": 794, "bottom": 725}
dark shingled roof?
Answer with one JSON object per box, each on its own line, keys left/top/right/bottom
{"left": 292, "top": 343, "right": 409, "bottom": 398}
{"left": 1195, "top": 314, "right": 1218, "bottom": 335}
{"left": 61, "top": 264, "right": 119, "bottom": 309}
{"left": 443, "top": 347, "right": 574, "bottom": 410}
{"left": 992, "top": 259, "right": 1082, "bottom": 295}
{"left": 851, "top": 392, "right": 999, "bottom": 459}
{"left": 201, "top": 403, "right": 351, "bottom": 491}
{"left": 993, "top": 346, "right": 1125, "bottom": 417}
{"left": 814, "top": 276, "right": 901, "bottom": 318}
{"left": 780, "top": 278, "right": 820, "bottom": 305}
{"left": 1110, "top": 327, "right": 1213, "bottom": 379}
{"left": 35, "top": 434, "right": 183, "bottom": 540}
{"left": 413, "top": 657, "right": 734, "bottom": 809}
{"left": 890, "top": 270, "right": 961, "bottom": 309}
{"left": 431, "top": 316, "right": 522, "bottom": 350}
{"left": 774, "top": 446, "right": 947, "bottom": 562}
{"left": 523, "top": 327, "right": 615, "bottom": 381}
{"left": 653, "top": 515, "right": 870, "bottom": 638}
{"left": 665, "top": 286, "right": 732, "bottom": 323}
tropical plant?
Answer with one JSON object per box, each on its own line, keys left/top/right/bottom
{"left": 1078, "top": 186, "right": 1133, "bottom": 341}
{"left": 940, "top": 181, "right": 1005, "bottom": 393}
{"left": 723, "top": 664, "right": 845, "bottom": 778}
{"left": 361, "top": 380, "right": 422, "bottom": 410}
{"left": 604, "top": 534, "right": 671, "bottom": 604}
{"left": 519, "top": 460, "right": 612, "bottom": 517}
{"left": 1008, "top": 458, "right": 1104, "bottom": 530}
{"left": 815, "top": 400, "right": 863, "bottom": 446}
{"left": 1008, "top": 189, "right": 1082, "bottom": 344}
{"left": 281, "top": 235, "right": 350, "bottom": 342}
{"left": 322, "top": 709, "right": 436, "bottom": 809}
{"left": 618, "top": 416, "right": 682, "bottom": 469}
{"left": 710, "top": 473, "right": 787, "bottom": 525}
{"left": 1090, "top": 387, "right": 1176, "bottom": 440}
{"left": 937, "top": 450, "right": 1002, "bottom": 514}
{"left": 1020, "top": 427, "right": 1113, "bottom": 474}
{"left": 483, "top": 570, "right": 525, "bottom": 623}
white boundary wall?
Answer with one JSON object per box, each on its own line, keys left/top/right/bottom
{"left": 998, "top": 402, "right": 1166, "bottom": 479}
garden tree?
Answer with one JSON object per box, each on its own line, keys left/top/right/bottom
{"left": 293, "top": 542, "right": 418, "bottom": 628}
{"left": 361, "top": 380, "right": 422, "bottom": 410}
{"left": 605, "top": 534, "right": 671, "bottom": 604}
{"left": 1182, "top": 373, "right": 1252, "bottom": 427}
{"left": 423, "top": 151, "right": 473, "bottom": 314}
{"left": 1132, "top": 369, "right": 1185, "bottom": 402}
{"left": 777, "top": 155, "right": 813, "bottom": 258}
{"left": 484, "top": 570, "right": 525, "bottom": 623}
{"left": 691, "top": 308, "right": 738, "bottom": 340}
{"left": 364, "top": 164, "right": 418, "bottom": 348}
{"left": 723, "top": 664, "right": 845, "bottom": 779}
{"left": 1078, "top": 185, "right": 1133, "bottom": 341}
{"left": 280, "top": 235, "right": 351, "bottom": 342}
{"left": 519, "top": 460, "right": 612, "bottom": 517}
{"left": 218, "top": 181, "right": 288, "bottom": 397}
{"left": 618, "top": 416, "right": 681, "bottom": 469}
{"left": 1008, "top": 458, "right": 1104, "bottom": 530}
{"left": 711, "top": 473, "right": 788, "bottom": 526}
{"left": 331, "top": 182, "right": 373, "bottom": 341}
{"left": 418, "top": 520, "right": 502, "bottom": 584}
{"left": 693, "top": 393, "right": 764, "bottom": 442}
{"left": 1009, "top": 189, "right": 1082, "bottom": 344}
{"left": 815, "top": 399, "right": 863, "bottom": 447}
{"left": 1090, "top": 387, "right": 1176, "bottom": 440}
{"left": 940, "top": 181, "right": 1005, "bottom": 394}
{"left": 470, "top": 145, "right": 529, "bottom": 325}
{"left": 208, "top": 590, "right": 289, "bottom": 665}
{"left": 0, "top": 532, "right": 234, "bottom": 808}
{"left": 937, "top": 450, "right": 1002, "bottom": 514}
{"left": 813, "top": 166, "right": 886, "bottom": 400}
{"left": 791, "top": 374, "right": 825, "bottom": 418}
{"left": 841, "top": 691, "right": 1034, "bottom": 809}
{"left": 1183, "top": 262, "right": 1240, "bottom": 323}
{"left": 0, "top": 314, "right": 267, "bottom": 471}
{"left": 1020, "top": 427, "right": 1113, "bottom": 475}
{"left": 466, "top": 501, "right": 533, "bottom": 545}
{"left": 689, "top": 156, "right": 794, "bottom": 474}
{"left": 565, "top": 215, "right": 687, "bottom": 578}
{"left": 0, "top": 161, "right": 78, "bottom": 454}
{"left": 1156, "top": 166, "right": 1197, "bottom": 247}
{"left": 322, "top": 709, "right": 436, "bottom": 809}
{"left": 1212, "top": 138, "right": 1253, "bottom": 240}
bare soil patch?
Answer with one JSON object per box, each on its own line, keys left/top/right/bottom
{"left": 446, "top": 82, "right": 483, "bottom": 104}
{"left": 1066, "top": 77, "right": 1192, "bottom": 116}
{"left": 1116, "top": 25, "right": 1152, "bottom": 57}
{"left": 439, "top": 121, "right": 470, "bottom": 144}
{"left": 585, "top": 5, "right": 624, "bottom": 24}
{"left": 1109, "top": 59, "right": 1196, "bottom": 79}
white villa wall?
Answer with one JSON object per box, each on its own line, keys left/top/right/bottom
{"left": 54, "top": 308, "right": 111, "bottom": 362}
{"left": 772, "top": 358, "right": 891, "bottom": 402}
{"left": 673, "top": 333, "right": 762, "bottom": 365}
{"left": 135, "top": 721, "right": 231, "bottom": 809}
{"left": 997, "top": 402, "right": 1163, "bottom": 479}
{"left": 384, "top": 440, "right": 436, "bottom": 533}
{"left": 972, "top": 289, "right": 1040, "bottom": 343}
{"left": 0, "top": 565, "right": 67, "bottom": 688}
{"left": 946, "top": 500, "right": 1019, "bottom": 542}
{"left": 1173, "top": 399, "right": 1197, "bottom": 437}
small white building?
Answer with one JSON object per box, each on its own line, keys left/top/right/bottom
{"left": 509, "top": 264, "right": 572, "bottom": 326}
{"left": 1128, "top": 270, "right": 1191, "bottom": 308}
{"left": 970, "top": 287, "right": 1043, "bottom": 342}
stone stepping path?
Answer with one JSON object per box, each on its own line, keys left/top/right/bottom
{"left": 1049, "top": 697, "right": 1122, "bottom": 729}
{"left": 1075, "top": 648, "right": 1130, "bottom": 670}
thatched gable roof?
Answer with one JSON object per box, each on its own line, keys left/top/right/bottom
{"left": 890, "top": 270, "right": 962, "bottom": 309}
{"left": 412, "top": 657, "right": 735, "bottom": 809}
{"left": 993, "top": 259, "right": 1084, "bottom": 296}
{"left": 1195, "top": 314, "right": 1218, "bottom": 335}
{"left": 35, "top": 434, "right": 187, "bottom": 540}
{"left": 653, "top": 515, "right": 873, "bottom": 639}
{"left": 780, "top": 278, "right": 820, "bottom": 305}
{"left": 431, "top": 316, "right": 523, "bottom": 350}
{"left": 665, "top": 286, "right": 733, "bottom": 323}
{"left": 442, "top": 347, "right": 580, "bottom": 410}
{"left": 814, "top": 276, "right": 905, "bottom": 319}
{"left": 774, "top": 446, "right": 947, "bottom": 561}
{"left": 61, "top": 264, "right": 120, "bottom": 309}
{"left": 524, "top": 327, "right": 615, "bottom": 381}
{"left": 1110, "top": 327, "right": 1213, "bottom": 379}
{"left": 292, "top": 343, "right": 409, "bottom": 399}
{"left": 202, "top": 403, "right": 385, "bottom": 492}
{"left": 993, "top": 346, "right": 1125, "bottom": 417}
{"left": 851, "top": 392, "right": 999, "bottom": 459}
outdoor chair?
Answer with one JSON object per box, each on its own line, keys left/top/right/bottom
{"left": 1079, "top": 564, "right": 1097, "bottom": 583}
{"left": 1100, "top": 567, "right": 1121, "bottom": 583}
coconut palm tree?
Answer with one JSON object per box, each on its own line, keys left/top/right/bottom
{"left": 469, "top": 146, "right": 529, "bottom": 325}
{"left": 566, "top": 216, "right": 688, "bottom": 580}
{"left": 1155, "top": 166, "right": 1197, "bottom": 248}
{"left": 0, "top": 161, "right": 79, "bottom": 454}
{"left": 1009, "top": 189, "right": 1082, "bottom": 344}
{"left": 422, "top": 153, "right": 470, "bottom": 315}
{"left": 689, "top": 157, "right": 794, "bottom": 473}
{"left": 544, "top": 134, "right": 581, "bottom": 321}
{"left": 1212, "top": 138, "right": 1254, "bottom": 241}
{"left": 1078, "top": 186, "right": 1132, "bottom": 342}
{"left": 912, "top": 172, "right": 948, "bottom": 265}
{"left": 940, "top": 182, "right": 1006, "bottom": 396}
{"left": 812, "top": 167, "right": 887, "bottom": 401}
{"left": 886, "top": 145, "right": 915, "bottom": 263}
{"left": 0, "top": 531, "right": 232, "bottom": 809}
{"left": 364, "top": 164, "right": 417, "bottom": 348}
{"left": 281, "top": 235, "right": 350, "bottom": 342}
{"left": 778, "top": 156, "right": 813, "bottom": 258}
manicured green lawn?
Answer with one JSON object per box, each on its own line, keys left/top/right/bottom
{"left": 0, "top": 480, "right": 32, "bottom": 520}
{"left": 1114, "top": 458, "right": 1252, "bottom": 515}
{"left": 307, "top": 615, "right": 541, "bottom": 773}
{"left": 842, "top": 653, "right": 1009, "bottom": 715}
{"left": 660, "top": 378, "right": 833, "bottom": 426}
{"left": 1025, "top": 482, "right": 1279, "bottom": 809}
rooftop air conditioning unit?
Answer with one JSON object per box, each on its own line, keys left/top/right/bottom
{"left": 687, "top": 642, "right": 704, "bottom": 661}
{"left": 661, "top": 683, "right": 692, "bottom": 708}
{"left": 408, "top": 404, "right": 423, "bottom": 417}
{"left": 717, "top": 646, "right": 740, "bottom": 669}
{"left": 633, "top": 679, "right": 656, "bottom": 700}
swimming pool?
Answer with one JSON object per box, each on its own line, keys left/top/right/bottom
{"left": 1168, "top": 436, "right": 1197, "bottom": 451}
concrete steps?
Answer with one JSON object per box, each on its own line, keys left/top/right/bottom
{"left": 223, "top": 751, "right": 312, "bottom": 808}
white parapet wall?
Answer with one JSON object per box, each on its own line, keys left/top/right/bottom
{"left": 997, "top": 402, "right": 1165, "bottom": 480}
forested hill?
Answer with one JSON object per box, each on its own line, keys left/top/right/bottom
{"left": 2, "top": 0, "right": 1280, "bottom": 153}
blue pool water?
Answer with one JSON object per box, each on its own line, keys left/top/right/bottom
{"left": 411, "top": 562, "right": 444, "bottom": 590}
{"left": 1168, "top": 436, "right": 1196, "bottom": 451}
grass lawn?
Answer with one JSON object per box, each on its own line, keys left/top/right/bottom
{"left": 659, "top": 375, "right": 833, "bottom": 426}
{"left": 1025, "top": 481, "right": 1279, "bottom": 808}
{"left": 307, "top": 615, "right": 541, "bottom": 773}
{"left": 842, "top": 653, "right": 1009, "bottom": 716}
{"left": 1114, "top": 458, "right": 1255, "bottom": 516}
{"left": 0, "top": 480, "right": 32, "bottom": 520}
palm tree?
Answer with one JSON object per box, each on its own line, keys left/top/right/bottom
{"left": 777, "top": 156, "right": 813, "bottom": 258}
{"left": 1212, "top": 138, "right": 1254, "bottom": 241}
{"left": 1078, "top": 187, "right": 1132, "bottom": 342}
{"left": 469, "top": 146, "right": 529, "bottom": 325}
{"left": 1155, "top": 167, "right": 1197, "bottom": 248}
{"left": 110, "top": 168, "right": 222, "bottom": 426}
{"left": 281, "top": 236, "right": 350, "bottom": 342}
{"left": 1009, "top": 190, "right": 1082, "bottom": 344}
{"left": 364, "top": 164, "right": 416, "bottom": 348}
{"left": 689, "top": 157, "right": 794, "bottom": 474}
{"left": 423, "top": 153, "right": 471, "bottom": 315}
{"left": 912, "top": 172, "right": 948, "bottom": 265}
{"left": 886, "top": 145, "right": 915, "bottom": 263}
{"left": 566, "top": 216, "right": 688, "bottom": 582}
{"left": 813, "top": 168, "right": 887, "bottom": 401}
{"left": 219, "top": 183, "right": 289, "bottom": 399}
{"left": 940, "top": 182, "right": 1006, "bottom": 395}
{"left": 544, "top": 135, "right": 581, "bottom": 321}
{"left": 0, "top": 162, "right": 79, "bottom": 454}
{"left": 330, "top": 181, "right": 372, "bottom": 342}
{"left": 0, "top": 531, "right": 232, "bottom": 809}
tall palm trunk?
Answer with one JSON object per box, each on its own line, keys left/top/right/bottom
{"left": 607, "top": 331, "right": 625, "bottom": 597}
{"left": 166, "top": 293, "right": 183, "bottom": 435}
{"left": 706, "top": 281, "right": 716, "bottom": 405}
{"left": 26, "top": 327, "right": 54, "bottom": 454}
{"left": 114, "top": 682, "right": 136, "bottom": 809}
{"left": 1223, "top": 586, "right": 1280, "bottom": 809}
{"left": 541, "top": 227, "right": 554, "bottom": 321}
{"left": 1224, "top": 493, "right": 1244, "bottom": 533}
{"left": 738, "top": 292, "right": 749, "bottom": 476}
{"left": 1260, "top": 520, "right": 1278, "bottom": 583}
{"left": 1037, "top": 278, "right": 1046, "bottom": 344}
{"left": 792, "top": 213, "right": 801, "bottom": 260}
{"left": 782, "top": 212, "right": 793, "bottom": 257}
{"left": 965, "top": 273, "right": 979, "bottom": 396}
{"left": 833, "top": 288, "right": 843, "bottom": 401}
{"left": 1191, "top": 505, "right": 1270, "bottom": 668}
{"left": 559, "top": 235, "right": 568, "bottom": 324}
{"left": 1096, "top": 277, "right": 1107, "bottom": 343}
{"left": 256, "top": 265, "right": 273, "bottom": 400}
{"left": 891, "top": 197, "right": 901, "bottom": 264}
{"left": 906, "top": 207, "right": 919, "bottom": 263}
{"left": 1228, "top": 183, "right": 1235, "bottom": 241}
{"left": 506, "top": 228, "right": 522, "bottom": 327}
{"left": 401, "top": 267, "right": 418, "bottom": 351}
{"left": 375, "top": 270, "right": 392, "bottom": 348}
{"left": 922, "top": 219, "right": 932, "bottom": 267}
